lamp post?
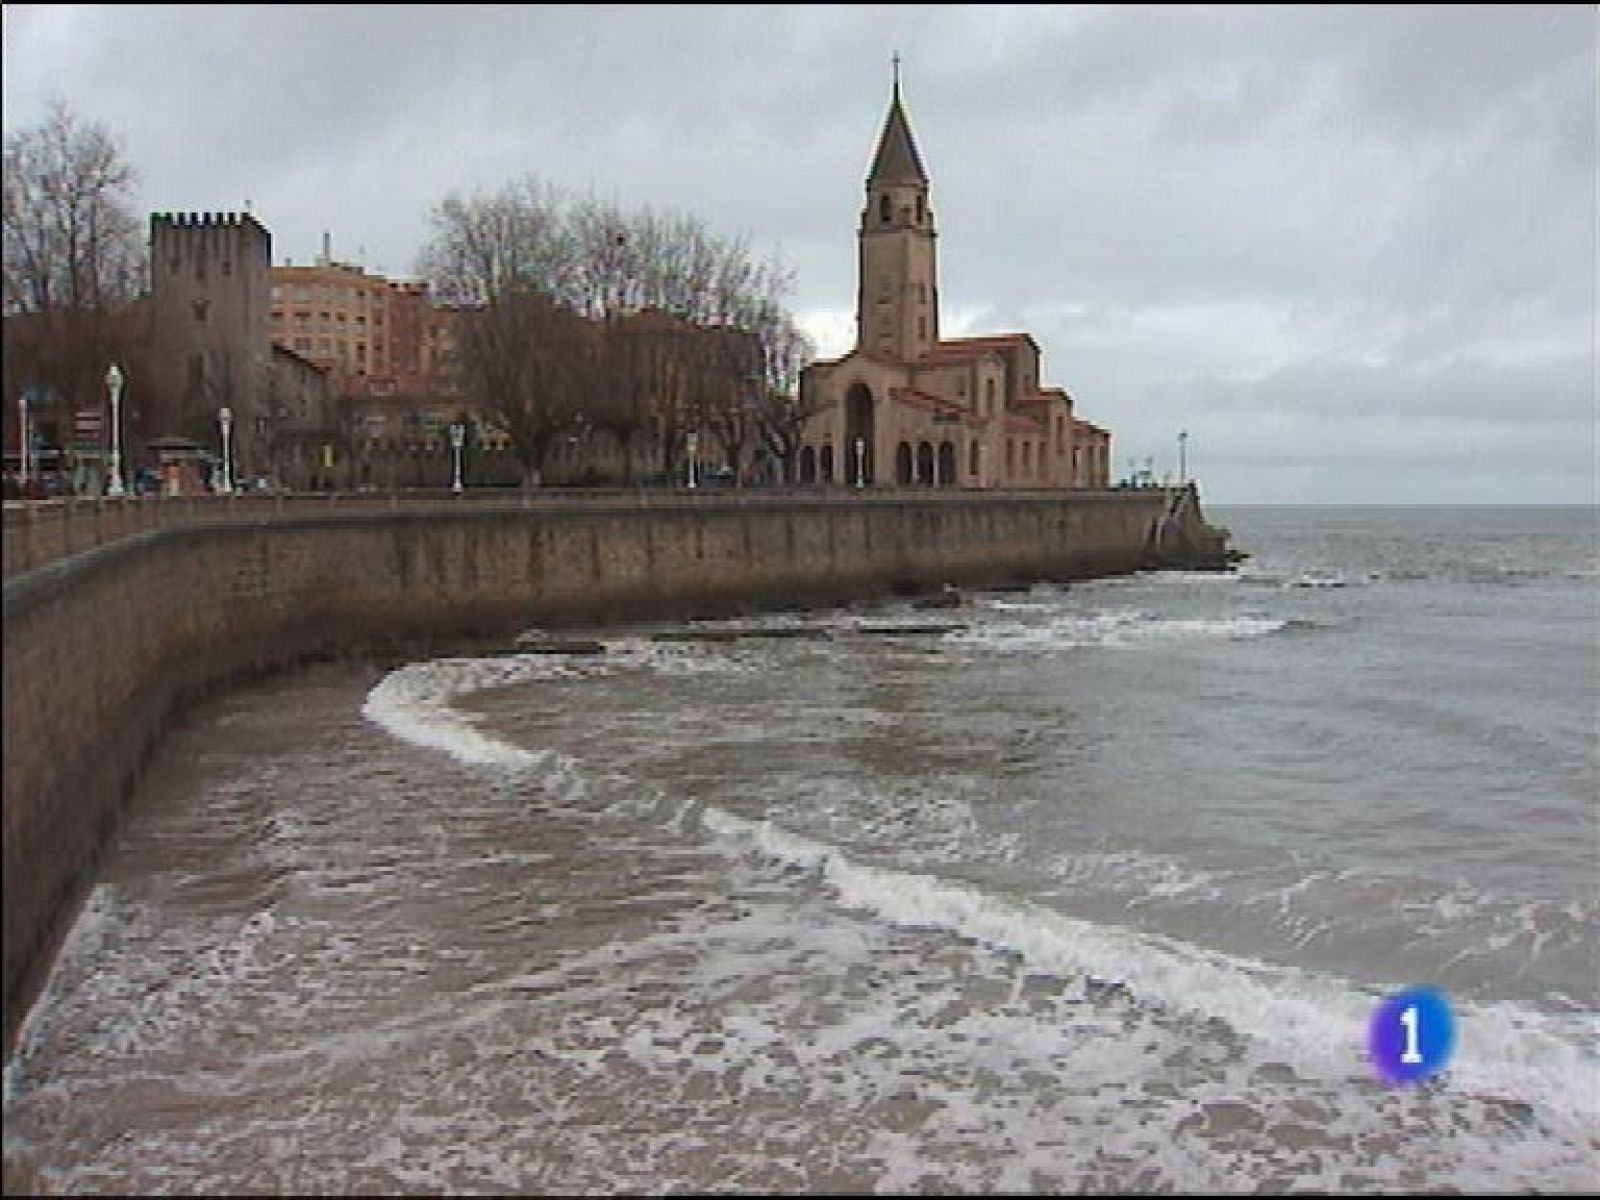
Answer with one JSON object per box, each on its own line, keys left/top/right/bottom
{"left": 1178, "top": 429, "right": 1189, "bottom": 484}
{"left": 853, "top": 436, "right": 865, "bottom": 489}
{"left": 17, "top": 387, "right": 30, "bottom": 490}
{"left": 450, "top": 421, "right": 465, "bottom": 492}
{"left": 105, "top": 365, "right": 126, "bottom": 496}
{"left": 685, "top": 431, "right": 700, "bottom": 490}
{"left": 218, "top": 406, "right": 233, "bottom": 493}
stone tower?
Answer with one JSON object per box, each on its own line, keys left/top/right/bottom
{"left": 147, "top": 212, "right": 272, "bottom": 473}
{"left": 856, "top": 68, "right": 939, "bottom": 363}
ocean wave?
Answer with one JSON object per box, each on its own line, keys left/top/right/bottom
{"left": 948, "top": 609, "right": 1289, "bottom": 651}
{"left": 701, "top": 807, "right": 1599, "bottom": 1138}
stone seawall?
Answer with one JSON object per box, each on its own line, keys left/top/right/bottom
{"left": 2, "top": 488, "right": 1220, "bottom": 1056}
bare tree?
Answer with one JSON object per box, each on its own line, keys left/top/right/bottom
{"left": 419, "top": 178, "right": 589, "bottom": 484}
{"left": 3, "top": 99, "right": 144, "bottom": 317}
{"left": 752, "top": 311, "right": 819, "bottom": 483}
{"left": 420, "top": 177, "right": 812, "bottom": 488}
{"left": 3, "top": 100, "right": 146, "bottom": 470}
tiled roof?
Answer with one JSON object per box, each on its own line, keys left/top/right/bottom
{"left": 889, "top": 386, "right": 972, "bottom": 423}
{"left": 1003, "top": 412, "right": 1046, "bottom": 435}
{"left": 922, "top": 333, "right": 1036, "bottom": 362}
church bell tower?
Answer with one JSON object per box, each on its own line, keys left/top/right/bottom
{"left": 857, "top": 63, "right": 939, "bottom": 362}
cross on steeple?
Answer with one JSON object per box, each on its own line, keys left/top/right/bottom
{"left": 892, "top": 52, "right": 901, "bottom": 99}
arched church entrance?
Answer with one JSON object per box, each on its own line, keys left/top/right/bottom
{"left": 895, "top": 442, "right": 913, "bottom": 486}
{"left": 938, "top": 441, "right": 957, "bottom": 488}
{"left": 844, "top": 383, "right": 875, "bottom": 485}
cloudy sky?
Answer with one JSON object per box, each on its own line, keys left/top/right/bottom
{"left": 4, "top": 4, "right": 1594, "bottom": 504}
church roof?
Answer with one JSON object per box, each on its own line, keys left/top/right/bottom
{"left": 1004, "top": 411, "right": 1047, "bottom": 435}
{"left": 889, "top": 386, "right": 971, "bottom": 423}
{"left": 922, "top": 333, "right": 1038, "bottom": 363}
{"left": 867, "top": 84, "right": 928, "bottom": 187}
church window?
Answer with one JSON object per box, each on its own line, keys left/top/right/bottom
{"left": 969, "top": 441, "right": 980, "bottom": 477}
{"left": 918, "top": 316, "right": 926, "bottom": 340}
{"left": 879, "top": 194, "right": 890, "bottom": 223}
{"left": 985, "top": 378, "right": 995, "bottom": 413}
{"left": 916, "top": 195, "right": 925, "bottom": 223}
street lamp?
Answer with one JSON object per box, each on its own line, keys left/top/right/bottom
{"left": 686, "top": 430, "right": 699, "bottom": 490}
{"left": 450, "top": 421, "right": 465, "bottom": 492}
{"left": 853, "top": 436, "right": 865, "bottom": 489}
{"left": 105, "top": 365, "right": 126, "bottom": 496}
{"left": 218, "top": 406, "right": 233, "bottom": 493}
{"left": 1178, "top": 430, "right": 1189, "bottom": 484}
{"left": 17, "top": 387, "right": 30, "bottom": 489}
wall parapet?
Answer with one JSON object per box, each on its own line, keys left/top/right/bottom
{"left": 2, "top": 486, "right": 1155, "bottom": 579}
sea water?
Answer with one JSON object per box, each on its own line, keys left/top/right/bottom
{"left": 4, "top": 505, "right": 1596, "bottom": 1192}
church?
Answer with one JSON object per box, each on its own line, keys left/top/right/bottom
{"left": 797, "top": 73, "right": 1112, "bottom": 491}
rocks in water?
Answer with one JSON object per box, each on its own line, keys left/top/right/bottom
{"left": 912, "top": 584, "right": 963, "bottom": 610}
{"left": 855, "top": 623, "right": 968, "bottom": 637}
{"left": 514, "top": 631, "right": 606, "bottom": 655}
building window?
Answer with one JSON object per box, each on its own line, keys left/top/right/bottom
{"left": 916, "top": 194, "right": 924, "bottom": 223}
{"left": 969, "top": 441, "right": 980, "bottom": 477}
{"left": 918, "top": 316, "right": 926, "bottom": 340}
{"left": 879, "top": 193, "right": 890, "bottom": 224}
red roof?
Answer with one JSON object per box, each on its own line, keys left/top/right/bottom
{"left": 1003, "top": 412, "right": 1046, "bottom": 435}
{"left": 1073, "top": 418, "right": 1110, "bottom": 439}
{"left": 889, "top": 386, "right": 972, "bottom": 423}
{"left": 922, "top": 333, "right": 1036, "bottom": 363}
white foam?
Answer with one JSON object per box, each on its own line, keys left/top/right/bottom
{"left": 701, "top": 806, "right": 1600, "bottom": 1138}
{"left": 361, "top": 642, "right": 758, "bottom": 776}
{"left": 363, "top": 660, "right": 544, "bottom": 770}
{"left": 949, "top": 608, "right": 1287, "bottom": 652}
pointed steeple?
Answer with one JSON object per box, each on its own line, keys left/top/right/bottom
{"left": 867, "top": 58, "right": 928, "bottom": 187}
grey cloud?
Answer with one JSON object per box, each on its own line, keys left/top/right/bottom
{"left": 4, "top": 4, "right": 1591, "bottom": 503}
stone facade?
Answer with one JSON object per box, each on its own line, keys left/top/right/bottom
{"left": 798, "top": 78, "right": 1112, "bottom": 492}
{"left": 146, "top": 213, "right": 274, "bottom": 476}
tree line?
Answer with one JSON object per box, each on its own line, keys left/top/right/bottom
{"left": 419, "top": 179, "right": 817, "bottom": 486}
{"left": 3, "top": 101, "right": 820, "bottom": 488}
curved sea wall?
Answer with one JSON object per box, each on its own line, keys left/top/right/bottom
{"left": 2, "top": 487, "right": 1221, "bottom": 1055}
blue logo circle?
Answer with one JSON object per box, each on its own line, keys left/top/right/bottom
{"left": 1369, "top": 986, "right": 1455, "bottom": 1086}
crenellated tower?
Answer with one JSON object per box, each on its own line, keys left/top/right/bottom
{"left": 147, "top": 212, "right": 272, "bottom": 470}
